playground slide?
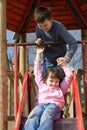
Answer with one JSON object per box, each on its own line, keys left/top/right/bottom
{"left": 54, "top": 118, "right": 78, "bottom": 130}
{"left": 14, "top": 71, "right": 85, "bottom": 130}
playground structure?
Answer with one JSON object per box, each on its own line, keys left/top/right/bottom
{"left": 1, "top": 0, "right": 87, "bottom": 130}
{"left": 6, "top": 41, "right": 86, "bottom": 130}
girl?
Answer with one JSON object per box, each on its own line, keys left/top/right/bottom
{"left": 22, "top": 47, "right": 72, "bottom": 130}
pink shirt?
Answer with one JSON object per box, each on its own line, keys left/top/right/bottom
{"left": 34, "top": 60, "right": 72, "bottom": 109}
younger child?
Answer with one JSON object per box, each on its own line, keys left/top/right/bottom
{"left": 22, "top": 47, "right": 72, "bottom": 130}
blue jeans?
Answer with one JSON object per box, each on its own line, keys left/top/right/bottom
{"left": 22, "top": 103, "right": 61, "bottom": 130}
{"left": 43, "top": 56, "right": 58, "bottom": 76}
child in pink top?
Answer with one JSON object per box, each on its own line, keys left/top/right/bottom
{"left": 22, "top": 47, "right": 72, "bottom": 130}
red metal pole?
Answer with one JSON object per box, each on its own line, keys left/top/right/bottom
{"left": 72, "top": 71, "right": 85, "bottom": 130}
{"left": 14, "top": 44, "right": 18, "bottom": 120}
{"left": 82, "top": 42, "right": 87, "bottom": 118}
{"left": 27, "top": 74, "right": 31, "bottom": 113}
{"left": 14, "top": 72, "right": 29, "bottom": 130}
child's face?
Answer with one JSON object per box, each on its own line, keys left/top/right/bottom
{"left": 46, "top": 75, "right": 60, "bottom": 88}
{"left": 37, "top": 19, "right": 52, "bottom": 32}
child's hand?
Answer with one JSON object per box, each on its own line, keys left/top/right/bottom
{"left": 36, "top": 46, "right": 45, "bottom": 54}
{"left": 35, "top": 38, "right": 42, "bottom": 45}
{"left": 57, "top": 57, "right": 67, "bottom": 67}
{"left": 36, "top": 46, "right": 44, "bottom": 61}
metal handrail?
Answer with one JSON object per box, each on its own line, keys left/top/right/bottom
{"left": 72, "top": 70, "right": 85, "bottom": 130}
{"left": 6, "top": 40, "right": 87, "bottom": 47}
{"left": 14, "top": 72, "right": 30, "bottom": 130}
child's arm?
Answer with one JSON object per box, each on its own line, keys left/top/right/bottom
{"left": 60, "top": 65, "right": 73, "bottom": 95}
{"left": 34, "top": 47, "right": 44, "bottom": 87}
{"left": 35, "top": 46, "right": 44, "bottom": 61}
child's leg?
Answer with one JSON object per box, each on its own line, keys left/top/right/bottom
{"left": 37, "top": 103, "right": 60, "bottom": 130}
{"left": 22, "top": 104, "right": 44, "bottom": 130}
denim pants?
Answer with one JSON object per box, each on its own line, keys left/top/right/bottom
{"left": 22, "top": 103, "right": 61, "bottom": 130}
{"left": 42, "top": 56, "right": 58, "bottom": 77}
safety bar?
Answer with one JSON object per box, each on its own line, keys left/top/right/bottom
{"left": 6, "top": 40, "right": 87, "bottom": 47}
{"left": 14, "top": 72, "right": 30, "bottom": 130}
{"left": 72, "top": 70, "right": 84, "bottom": 130}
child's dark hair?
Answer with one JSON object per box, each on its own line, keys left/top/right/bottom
{"left": 43, "top": 67, "right": 65, "bottom": 84}
{"left": 34, "top": 6, "right": 52, "bottom": 23}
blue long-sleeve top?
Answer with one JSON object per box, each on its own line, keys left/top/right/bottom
{"left": 36, "top": 20, "right": 78, "bottom": 63}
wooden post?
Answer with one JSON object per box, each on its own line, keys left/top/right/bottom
{"left": 19, "top": 34, "right": 26, "bottom": 75}
{"left": 19, "top": 34, "right": 28, "bottom": 116}
{"left": 81, "top": 29, "right": 87, "bottom": 117}
{"left": 0, "top": 0, "right": 8, "bottom": 130}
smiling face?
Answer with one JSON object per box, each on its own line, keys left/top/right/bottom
{"left": 45, "top": 73, "right": 60, "bottom": 88}
{"left": 38, "top": 19, "right": 52, "bottom": 32}
{"left": 44, "top": 67, "right": 62, "bottom": 88}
